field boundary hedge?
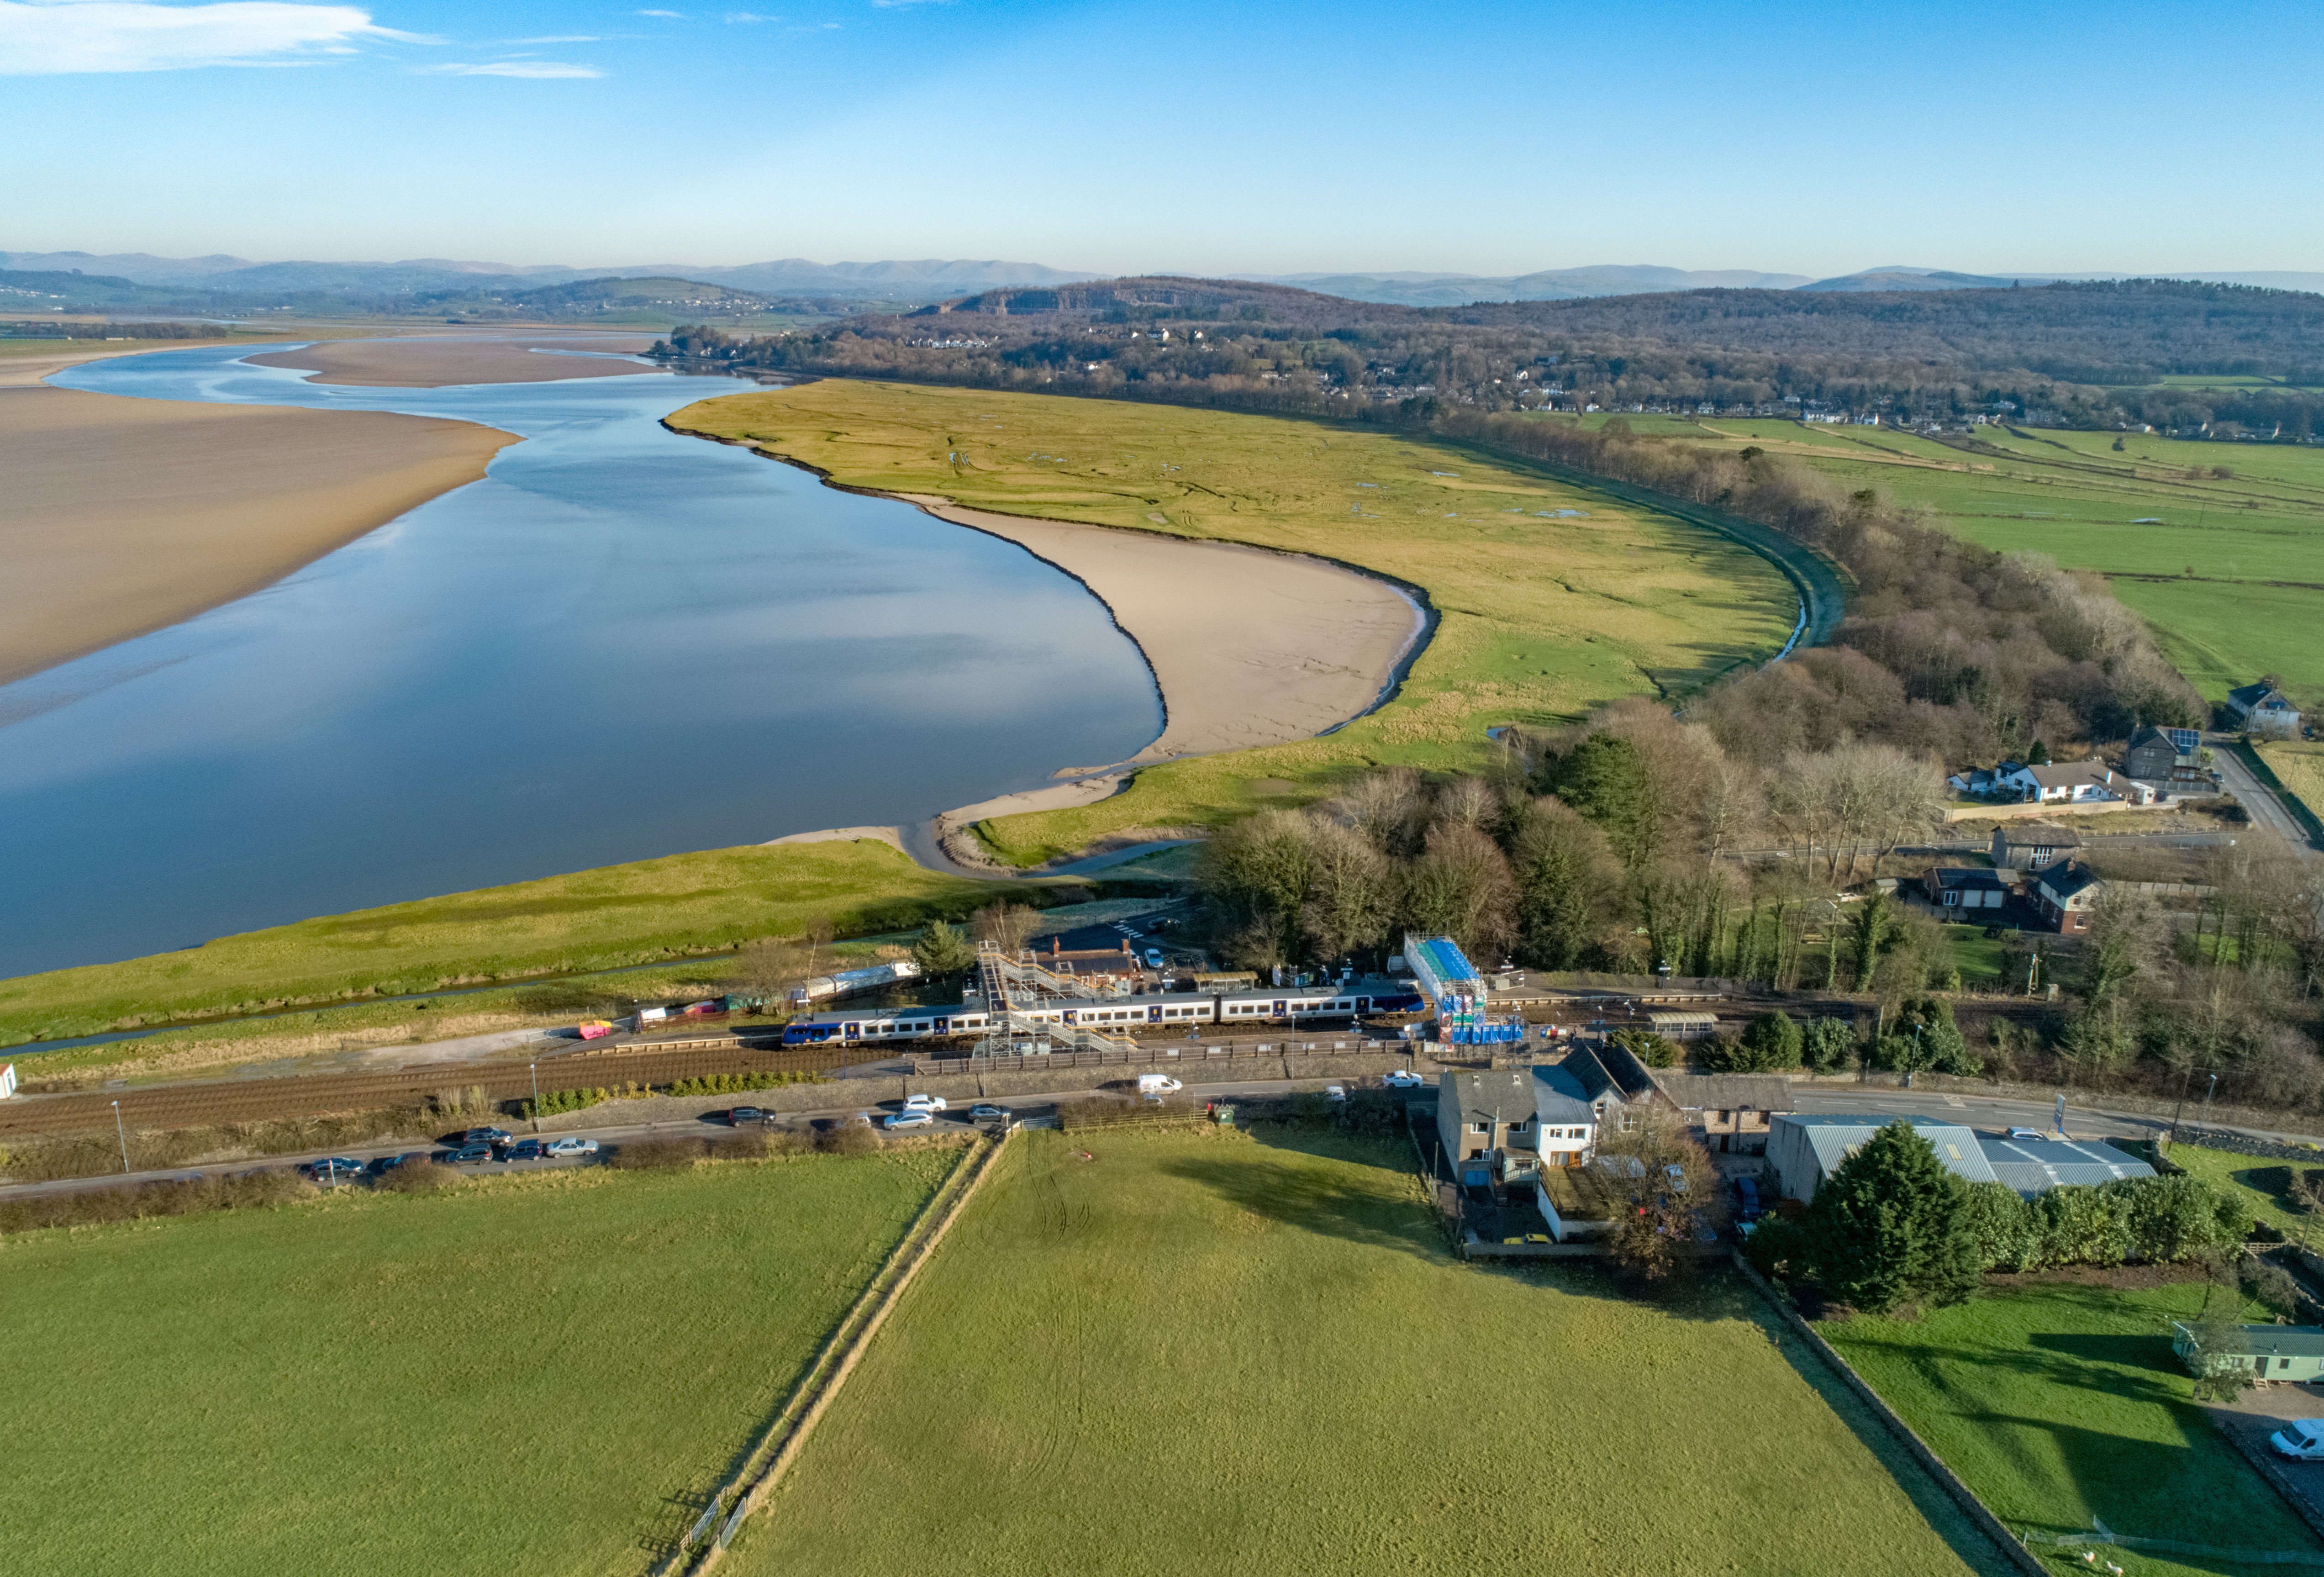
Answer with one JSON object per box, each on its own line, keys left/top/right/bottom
{"left": 1730, "top": 1252, "right": 2045, "bottom": 1577}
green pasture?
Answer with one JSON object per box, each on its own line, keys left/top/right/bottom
{"left": 671, "top": 381, "right": 1794, "bottom": 865}
{"left": 1678, "top": 418, "right": 2324, "bottom": 700}
{"left": 1942, "top": 923, "right": 2009, "bottom": 987}
{"left": 0, "top": 1149, "right": 957, "bottom": 1577}
{"left": 1824, "top": 1277, "right": 2313, "bottom": 1576}
{"left": 725, "top": 1128, "right": 2006, "bottom": 1577}
{"left": 2256, "top": 741, "right": 2324, "bottom": 831}
{"left": 2159, "top": 1141, "right": 2324, "bottom": 1239}
{"left": 0, "top": 836, "right": 1043, "bottom": 1052}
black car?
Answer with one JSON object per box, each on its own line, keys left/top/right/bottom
{"left": 1732, "top": 1176, "right": 1763, "bottom": 1224}
{"left": 728, "top": 1106, "right": 767, "bottom": 1126}
{"left": 441, "top": 1143, "right": 496, "bottom": 1165}
{"left": 506, "top": 1139, "right": 547, "bottom": 1161}
{"left": 369, "top": 1153, "right": 422, "bottom": 1175}
{"left": 463, "top": 1126, "right": 515, "bottom": 1148}
{"left": 297, "top": 1156, "right": 368, "bottom": 1181}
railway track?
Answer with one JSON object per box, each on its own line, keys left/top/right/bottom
{"left": 0, "top": 1039, "right": 890, "bottom": 1139}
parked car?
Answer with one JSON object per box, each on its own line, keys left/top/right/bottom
{"left": 884, "top": 1110, "right": 934, "bottom": 1130}
{"left": 969, "top": 1103, "right": 1007, "bottom": 1120}
{"left": 1325, "top": 1085, "right": 1348, "bottom": 1102}
{"left": 369, "top": 1153, "right": 422, "bottom": 1175}
{"left": 507, "top": 1139, "right": 546, "bottom": 1161}
{"left": 902, "top": 1093, "right": 947, "bottom": 1113}
{"left": 728, "top": 1106, "right": 767, "bottom": 1126}
{"left": 2007, "top": 1127, "right": 2045, "bottom": 1140}
{"left": 463, "top": 1126, "right": 515, "bottom": 1148}
{"left": 1144, "top": 947, "right": 1165, "bottom": 969}
{"left": 441, "top": 1144, "right": 496, "bottom": 1165}
{"left": 1732, "top": 1176, "right": 1763, "bottom": 1223}
{"left": 545, "top": 1136, "right": 599, "bottom": 1157}
{"left": 2273, "top": 1421, "right": 2324, "bottom": 1461}
{"left": 1136, "top": 1074, "right": 1182, "bottom": 1096}
{"left": 1381, "top": 1069, "right": 1426, "bottom": 1090}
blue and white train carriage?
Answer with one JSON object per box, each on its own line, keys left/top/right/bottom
{"left": 780, "top": 986, "right": 1423, "bottom": 1046}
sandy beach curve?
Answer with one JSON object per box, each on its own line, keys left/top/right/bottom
{"left": 247, "top": 335, "right": 662, "bottom": 389}
{"left": 0, "top": 343, "right": 518, "bottom": 687}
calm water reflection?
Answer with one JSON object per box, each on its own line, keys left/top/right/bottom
{"left": 2, "top": 347, "right": 1159, "bottom": 975}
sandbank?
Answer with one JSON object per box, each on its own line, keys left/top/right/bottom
{"left": 0, "top": 383, "right": 515, "bottom": 686}
{"left": 899, "top": 496, "right": 1424, "bottom": 765}
{"left": 248, "top": 335, "right": 661, "bottom": 389}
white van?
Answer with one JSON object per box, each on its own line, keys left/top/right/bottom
{"left": 1136, "top": 1074, "right": 1183, "bottom": 1096}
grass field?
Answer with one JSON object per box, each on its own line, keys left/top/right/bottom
{"left": 0, "top": 1149, "right": 957, "bottom": 1577}
{"left": 0, "top": 837, "right": 1042, "bottom": 1052}
{"left": 1941, "top": 923, "right": 2010, "bottom": 988}
{"left": 1823, "top": 1276, "right": 2315, "bottom": 1577}
{"left": 724, "top": 1127, "right": 2006, "bottom": 1577}
{"left": 671, "top": 382, "right": 1795, "bottom": 865}
{"left": 2160, "top": 1141, "right": 2324, "bottom": 1240}
{"left": 2257, "top": 741, "right": 2324, "bottom": 830}
{"left": 1640, "top": 415, "right": 2324, "bottom": 701}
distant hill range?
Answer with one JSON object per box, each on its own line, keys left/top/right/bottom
{"left": 10, "top": 251, "right": 2319, "bottom": 311}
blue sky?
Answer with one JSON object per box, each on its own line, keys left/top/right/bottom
{"left": 4, "top": 0, "right": 2319, "bottom": 275}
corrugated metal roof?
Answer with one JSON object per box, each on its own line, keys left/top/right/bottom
{"left": 1773, "top": 1114, "right": 1999, "bottom": 1187}
{"left": 1976, "top": 1134, "right": 2155, "bottom": 1195}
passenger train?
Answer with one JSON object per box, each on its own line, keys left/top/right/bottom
{"left": 780, "top": 985, "right": 1424, "bottom": 1046}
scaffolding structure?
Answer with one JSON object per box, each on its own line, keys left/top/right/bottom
{"left": 1403, "top": 933, "right": 1527, "bottom": 1046}
{"left": 967, "top": 941, "right": 1139, "bottom": 1059}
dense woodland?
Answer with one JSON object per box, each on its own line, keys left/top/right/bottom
{"left": 659, "top": 275, "right": 2324, "bottom": 437}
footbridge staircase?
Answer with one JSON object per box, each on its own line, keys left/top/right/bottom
{"left": 969, "top": 941, "right": 1139, "bottom": 1060}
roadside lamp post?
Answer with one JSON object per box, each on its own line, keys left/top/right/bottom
{"left": 530, "top": 1060, "right": 541, "bottom": 1134}
{"left": 2200, "top": 1071, "right": 2218, "bottom": 1130}
{"left": 111, "top": 1099, "right": 130, "bottom": 1174}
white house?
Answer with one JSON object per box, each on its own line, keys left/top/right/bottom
{"left": 2227, "top": 683, "right": 2303, "bottom": 739}
{"left": 1995, "top": 759, "right": 2123, "bottom": 804}
{"left": 1531, "top": 1063, "right": 1598, "bottom": 1169}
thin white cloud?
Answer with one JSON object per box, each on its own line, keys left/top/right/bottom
{"left": 428, "top": 58, "right": 601, "bottom": 77}
{"left": 0, "top": 0, "right": 412, "bottom": 74}
{"left": 723, "top": 9, "right": 769, "bottom": 20}
{"left": 634, "top": 7, "right": 683, "bottom": 15}
{"left": 512, "top": 33, "right": 597, "bottom": 42}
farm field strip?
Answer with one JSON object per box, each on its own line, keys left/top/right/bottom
{"left": 0, "top": 1152, "right": 957, "bottom": 1577}
{"left": 722, "top": 1127, "right": 2008, "bottom": 1577}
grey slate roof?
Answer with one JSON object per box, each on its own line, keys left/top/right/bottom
{"left": 1771, "top": 1113, "right": 1999, "bottom": 1186}
{"left": 1652, "top": 1074, "right": 1797, "bottom": 1114}
{"left": 1441, "top": 1069, "right": 1534, "bottom": 1126}
{"left": 1531, "top": 1063, "right": 1597, "bottom": 1125}
{"left": 1994, "top": 823, "right": 2082, "bottom": 849}
{"left": 1561, "top": 1042, "right": 1659, "bottom": 1107}
{"left": 1929, "top": 867, "right": 2009, "bottom": 893}
{"left": 1976, "top": 1133, "right": 2155, "bottom": 1196}
{"left": 2035, "top": 864, "right": 2104, "bottom": 903}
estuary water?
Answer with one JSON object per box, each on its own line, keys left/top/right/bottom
{"left": 1, "top": 347, "right": 1160, "bottom": 977}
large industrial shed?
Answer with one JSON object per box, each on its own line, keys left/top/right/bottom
{"left": 1766, "top": 1114, "right": 2153, "bottom": 1203}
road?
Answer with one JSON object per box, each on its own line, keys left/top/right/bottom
{"left": 7, "top": 1064, "right": 2309, "bottom": 1206}
{"left": 2209, "top": 731, "right": 2320, "bottom": 852}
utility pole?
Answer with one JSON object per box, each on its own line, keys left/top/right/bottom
{"left": 111, "top": 1099, "right": 130, "bottom": 1174}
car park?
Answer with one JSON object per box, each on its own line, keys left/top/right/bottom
{"left": 728, "top": 1106, "right": 766, "bottom": 1126}
{"left": 544, "top": 1137, "right": 599, "bottom": 1157}
{"left": 969, "top": 1103, "right": 1007, "bottom": 1120}
{"left": 1381, "top": 1069, "right": 1425, "bottom": 1090}
{"left": 441, "top": 1144, "right": 496, "bottom": 1165}
{"left": 2273, "top": 1421, "right": 2324, "bottom": 1461}
{"left": 884, "top": 1110, "right": 934, "bottom": 1130}
{"left": 902, "top": 1094, "right": 947, "bottom": 1113}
